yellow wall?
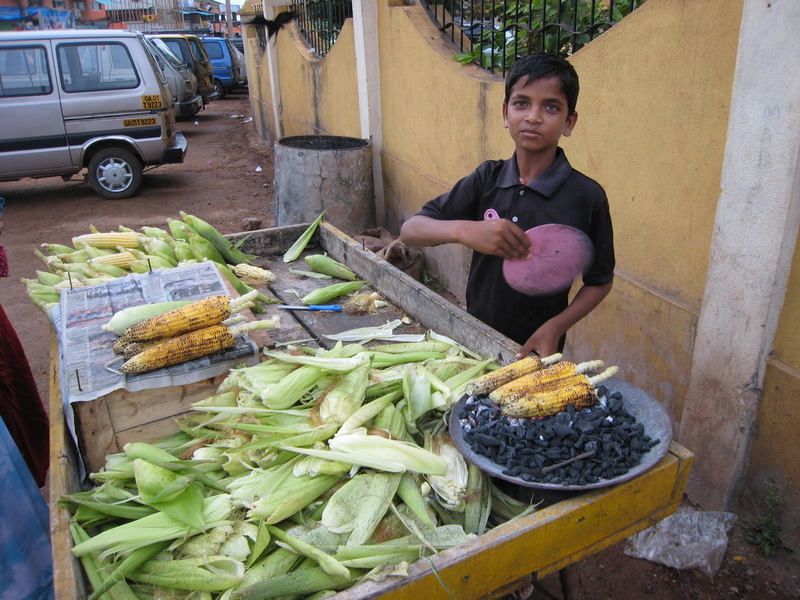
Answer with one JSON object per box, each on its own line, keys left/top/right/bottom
{"left": 243, "top": 0, "right": 800, "bottom": 548}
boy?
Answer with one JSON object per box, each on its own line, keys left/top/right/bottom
{"left": 400, "top": 52, "right": 614, "bottom": 359}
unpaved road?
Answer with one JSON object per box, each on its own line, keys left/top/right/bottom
{"left": 1, "top": 90, "right": 798, "bottom": 600}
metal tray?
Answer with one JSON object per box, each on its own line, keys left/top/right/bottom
{"left": 448, "top": 378, "right": 674, "bottom": 491}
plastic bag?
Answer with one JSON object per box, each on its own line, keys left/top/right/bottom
{"left": 624, "top": 506, "right": 738, "bottom": 578}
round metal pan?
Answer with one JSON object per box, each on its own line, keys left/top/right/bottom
{"left": 448, "top": 377, "right": 673, "bottom": 491}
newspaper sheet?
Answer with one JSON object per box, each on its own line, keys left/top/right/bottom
{"left": 52, "top": 262, "right": 261, "bottom": 473}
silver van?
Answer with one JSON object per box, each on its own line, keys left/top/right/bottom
{"left": 145, "top": 35, "right": 202, "bottom": 120}
{"left": 0, "top": 29, "right": 187, "bottom": 199}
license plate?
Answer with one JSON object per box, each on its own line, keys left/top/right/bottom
{"left": 123, "top": 117, "right": 157, "bottom": 127}
{"left": 141, "top": 95, "right": 163, "bottom": 109}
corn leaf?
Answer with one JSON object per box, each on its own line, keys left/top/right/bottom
{"left": 283, "top": 212, "right": 325, "bottom": 263}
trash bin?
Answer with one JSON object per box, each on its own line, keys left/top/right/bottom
{"left": 274, "top": 135, "right": 375, "bottom": 234}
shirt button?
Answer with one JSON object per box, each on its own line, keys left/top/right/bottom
{"left": 512, "top": 217, "right": 518, "bottom": 223}
{"left": 518, "top": 189, "right": 524, "bottom": 196}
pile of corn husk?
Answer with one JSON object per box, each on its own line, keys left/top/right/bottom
{"left": 60, "top": 336, "right": 537, "bottom": 599}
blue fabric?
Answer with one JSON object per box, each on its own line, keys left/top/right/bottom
{"left": 0, "top": 414, "right": 54, "bottom": 600}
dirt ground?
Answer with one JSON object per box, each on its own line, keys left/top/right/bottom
{"left": 1, "top": 92, "right": 798, "bottom": 600}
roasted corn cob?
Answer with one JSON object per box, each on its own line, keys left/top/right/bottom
{"left": 500, "top": 366, "right": 619, "bottom": 418}
{"left": 465, "top": 353, "right": 562, "bottom": 396}
{"left": 119, "top": 319, "right": 279, "bottom": 374}
{"left": 119, "top": 325, "right": 235, "bottom": 374}
{"left": 116, "top": 291, "right": 257, "bottom": 345}
{"left": 488, "top": 359, "right": 604, "bottom": 405}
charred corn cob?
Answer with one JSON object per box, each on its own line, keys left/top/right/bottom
{"left": 119, "top": 320, "right": 279, "bottom": 374}
{"left": 501, "top": 366, "right": 619, "bottom": 418}
{"left": 119, "top": 325, "right": 235, "bottom": 374}
{"left": 116, "top": 291, "right": 258, "bottom": 345}
{"left": 488, "top": 359, "right": 604, "bottom": 405}
{"left": 465, "top": 353, "right": 562, "bottom": 396}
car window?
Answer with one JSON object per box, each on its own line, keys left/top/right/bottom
{"left": 57, "top": 42, "right": 140, "bottom": 93}
{"left": 0, "top": 45, "right": 52, "bottom": 97}
{"left": 162, "top": 39, "right": 188, "bottom": 64}
{"left": 147, "top": 37, "right": 185, "bottom": 69}
{"left": 188, "top": 38, "right": 209, "bottom": 61}
{"left": 204, "top": 40, "right": 223, "bottom": 60}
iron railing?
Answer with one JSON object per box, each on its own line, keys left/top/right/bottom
{"left": 283, "top": 1, "right": 643, "bottom": 72}
{"left": 288, "top": 0, "right": 353, "bottom": 57}
{"left": 422, "top": 0, "right": 646, "bottom": 76}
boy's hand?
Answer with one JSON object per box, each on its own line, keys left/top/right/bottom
{"left": 516, "top": 321, "right": 561, "bottom": 359}
{"left": 459, "top": 219, "right": 531, "bottom": 260}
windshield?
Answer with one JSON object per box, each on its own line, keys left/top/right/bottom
{"left": 147, "top": 37, "right": 185, "bottom": 69}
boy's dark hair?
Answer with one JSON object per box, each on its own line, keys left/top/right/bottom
{"left": 504, "top": 52, "right": 580, "bottom": 115}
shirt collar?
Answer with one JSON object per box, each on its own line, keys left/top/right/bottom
{"left": 497, "top": 148, "right": 572, "bottom": 198}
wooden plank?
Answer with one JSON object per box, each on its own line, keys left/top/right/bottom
{"left": 48, "top": 333, "right": 85, "bottom": 600}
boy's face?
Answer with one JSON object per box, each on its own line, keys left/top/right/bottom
{"left": 502, "top": 75, "right": 577, "bottom": 156}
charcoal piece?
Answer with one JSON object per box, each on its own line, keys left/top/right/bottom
{"left": 544, "top": 448, "right": 562, "bottom": 461}
{"left": 553, "top": 423, "right": 574, "bottom": 438}
{"left": 472, "top": 432, "right": 500, "bottom": 447}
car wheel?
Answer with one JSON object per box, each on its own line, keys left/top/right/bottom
{"left": 212, "top": 78, "right": 226, "bottom": 99}
{"left": 87, "top": 148, "right": 143, "bottom": 200}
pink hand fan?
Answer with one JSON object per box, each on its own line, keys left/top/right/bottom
{"left": 502, "top": 224, "right": 594, "bottom": 296}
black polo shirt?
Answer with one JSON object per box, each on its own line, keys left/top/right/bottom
{"left": 417, "top": 148, "right": 615, "bottom": 346}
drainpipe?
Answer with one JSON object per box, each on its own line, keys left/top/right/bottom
{"left": 262, "top": 1, "right": 283, "bottom": 142}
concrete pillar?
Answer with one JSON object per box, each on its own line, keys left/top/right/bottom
{"left": 679, "top": 0, "right": 800, "bottom": 509}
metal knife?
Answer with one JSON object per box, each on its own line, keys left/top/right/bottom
{"left": 277, "top": 305, "right": 342, "bottom": 311}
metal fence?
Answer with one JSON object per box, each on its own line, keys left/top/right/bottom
{"left": 284, "top": 1, "right": 643, "bottom": 71}
{"left": 422, "top": 0, "right": 646, "bottom": 76}
{"left": 288, "top": 0, "right": 353, "bottom": 57}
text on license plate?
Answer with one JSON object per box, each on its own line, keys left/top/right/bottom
{"left": 141, "top": 95, "right": 163, "bottom": 109}
{"left": 124, "top": 117, "right": 157, "bottom": 127}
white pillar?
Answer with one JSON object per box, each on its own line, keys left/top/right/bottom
{"left": 352, "top": 0, "right": 385, "bottom": 227}
{"left": 680, "top": 0, "right": 800, "bottom": 509}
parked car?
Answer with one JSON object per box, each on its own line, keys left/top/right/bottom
{"left": 144, "top": 35, "right": 203, "bottom": 119}
{"left": 153, "top": 33, "right": 216, "bottom": 105}
{"left": 200, "top": 36, "right": 245, "bottom": 99}
{"left": 0, "top": 29, "right": 187, "bottom": 200}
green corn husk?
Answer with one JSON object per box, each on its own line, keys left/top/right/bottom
{"left": 70, "top": 522, "right": 141, "bottom": 600}
{"left": 317, "top": 361, "right": 371, "bottom": 425}
{"left": 336, "top": 391, "right": 401, "bottom": 436}
{"left": 302, "top": 280, "right": 366, "bottom": 305}
{"left": 283, "top": 212, "right": 325, "bottom": 263}
{"left": 71, "top": 494, "right": 233, "bottom": 559}
{"left": 238, "top": 564, "right": 354, "bottom": 600}
{"left": 463, "top": 462, "right": 491, "bottom": 536}
{"left": 132, "top": 459, "right": 206, "bottom": 529}
{"left": 130, "top": 555, "right": 244, "bottom": 591}
{"left": 396, "top": 472, "right": 436, "bottom": 530}
{"left": 180, "top": 211, "right": 255, "bottom": 265}
{"left": 304, "top": 254, "right": 357, "bottom": 281}
{"left": 265, "top": 525, "right": 350, "bottom": 579}
{"left": 321, "top": 471, "right": 401, "bottom": 546}
{"left": 425, "top": 433, "right": 469, "bottom": 510}
{"left": 250, "top": 473, "right": 343, "bottom": 524}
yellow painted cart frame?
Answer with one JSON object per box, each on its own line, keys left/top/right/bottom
{"left": 49, "top": 222, "right": 693, "bottom": 600}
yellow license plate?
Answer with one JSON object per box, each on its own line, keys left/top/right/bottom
{"left": 141, "top": 95, "right": 163, "bottom": 109}
{"left": 123, "top": 117, "right": 158, "bottom": 127}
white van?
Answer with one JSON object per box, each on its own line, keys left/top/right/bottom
{"left": 0, "top": 29, "right": 187, "bottom": 199}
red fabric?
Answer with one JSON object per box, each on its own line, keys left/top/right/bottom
{"left": 0, "top": 303, "right": 49, "bottom": 487}
{"left": 0, "top": 244, "right": 8, "bottom": 277}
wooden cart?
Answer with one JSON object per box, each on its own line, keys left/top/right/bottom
{"left": 49, "top": 222, "right": 693, "bottom": 600}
